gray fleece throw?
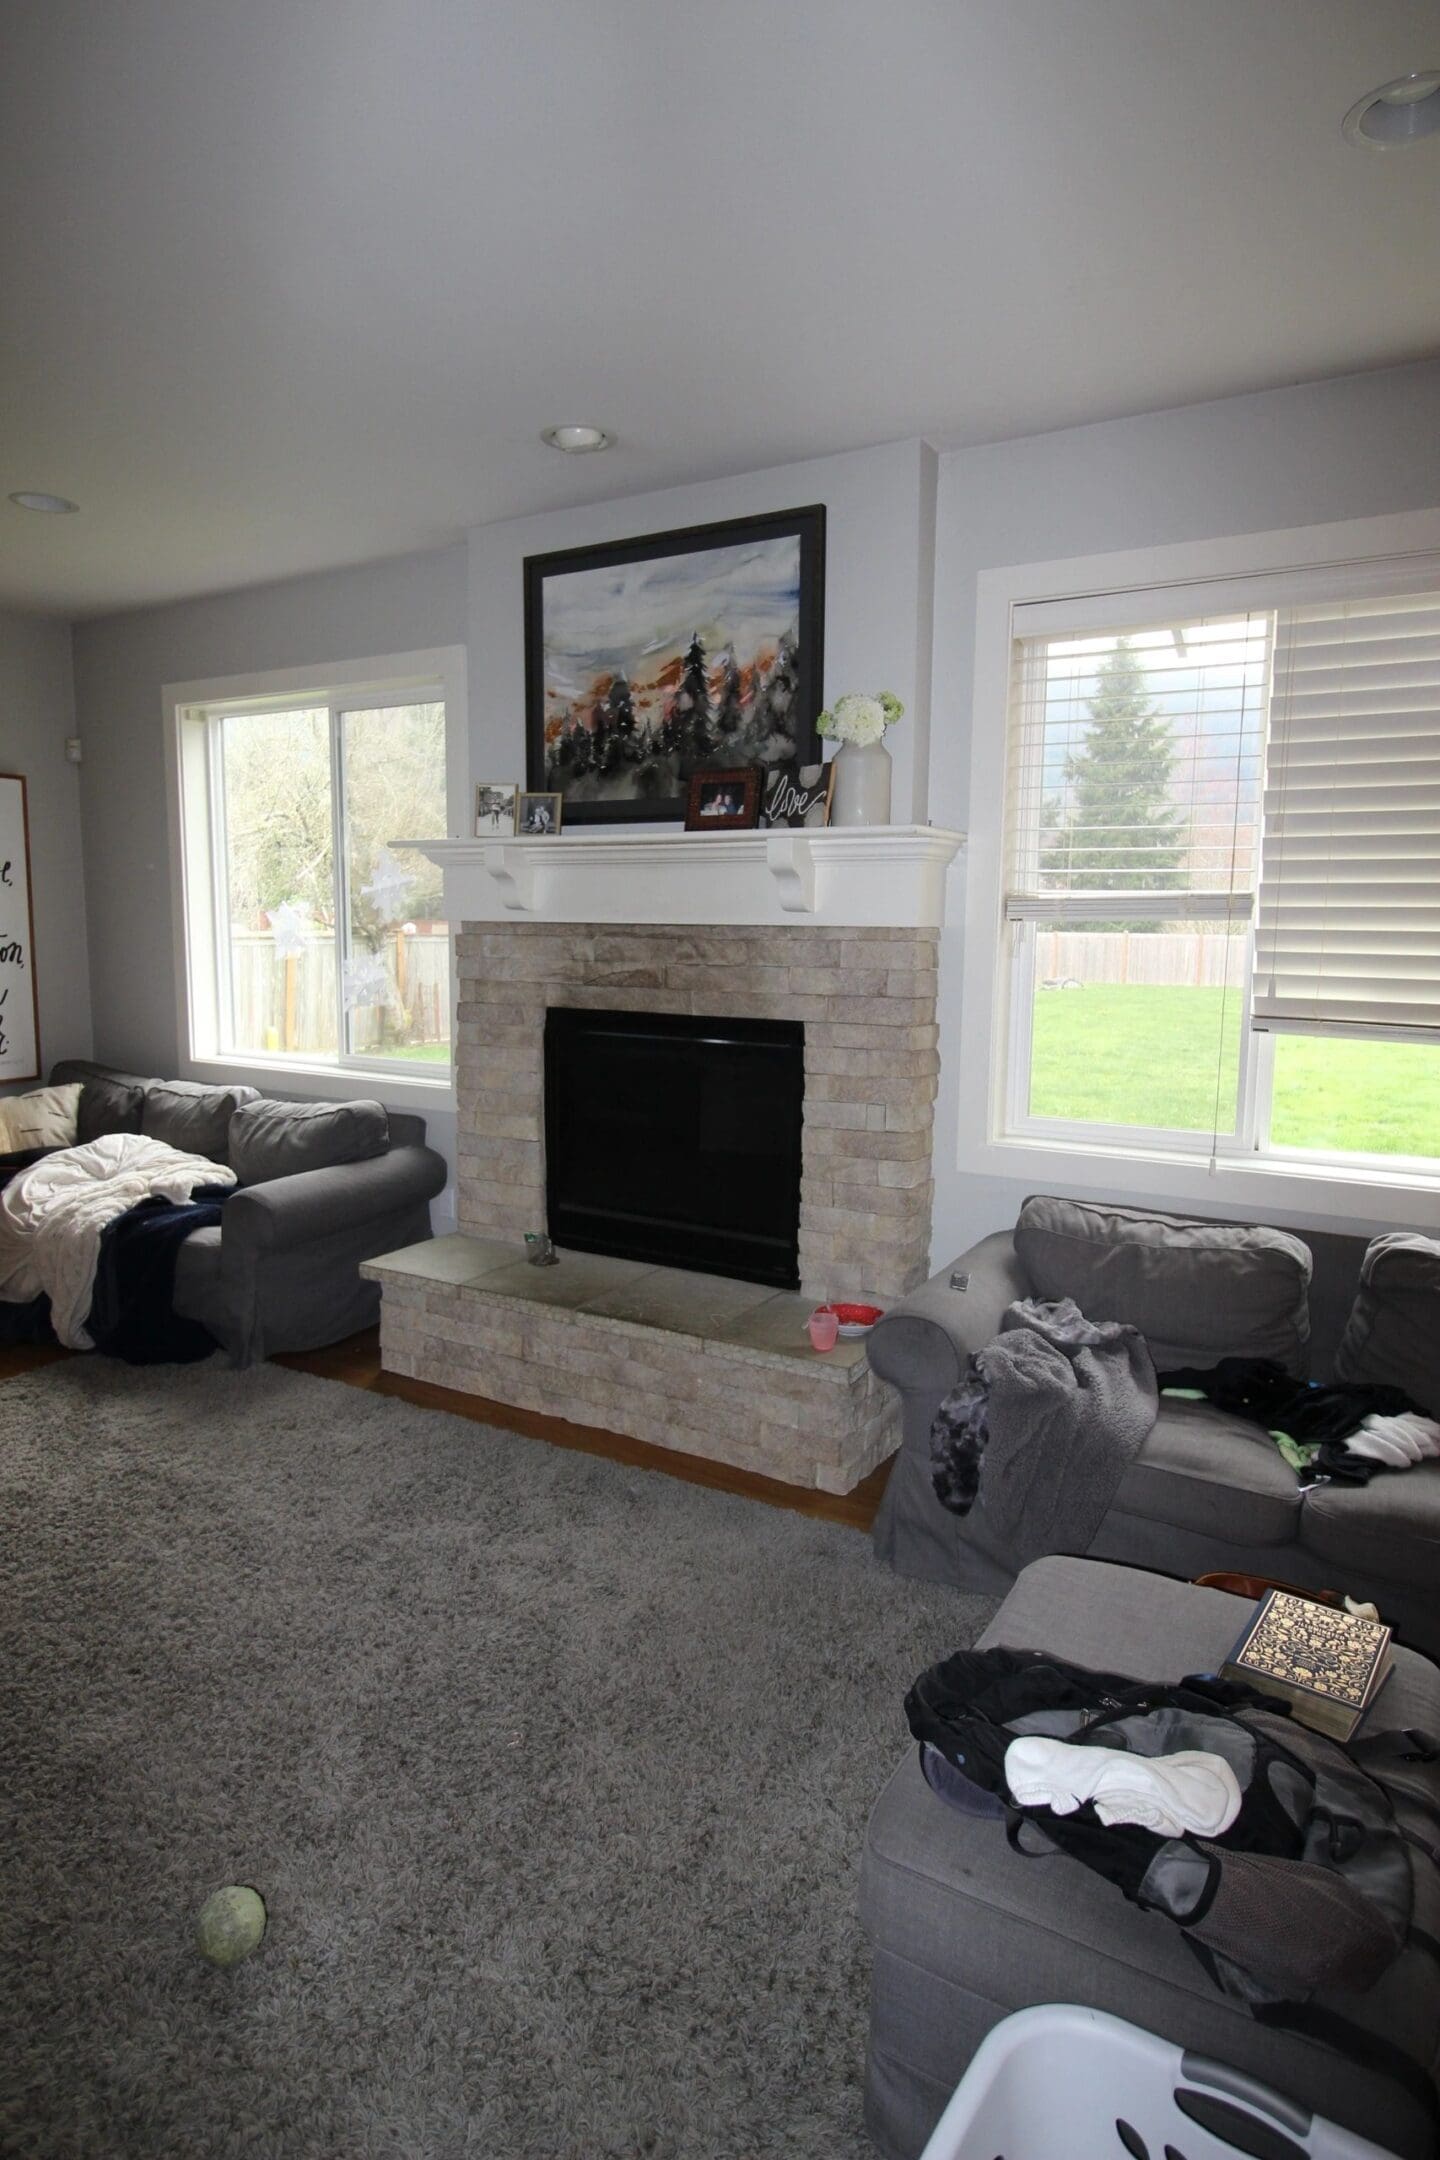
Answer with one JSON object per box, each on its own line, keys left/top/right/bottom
{"left": 930, "top": 1297, "right": 1158, "bottom": 1571}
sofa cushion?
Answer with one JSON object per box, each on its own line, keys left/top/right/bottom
{"left": 1334, "top": 1234, "right": 1440, "bottom": 1419}
{"left": 1301, "top": 1462, "right": 1440, "bottom": 1590}
{"left": 0, "top": 1082, "right": 82, "bottom": 1153}
{"left": 1014, "top": 1195, "right": 1312, "bottom": 1371}
{"left": 141, "top": 1080, "right": 258, "bottom": 1164}
{"left": 1112, "top": 1398, "right": 1303, "bottom": 1546}
{"left": 228, "top": 1096, "right": 389, "bottom": 1186}
{"left": 77, "top": 1074, "right": 147, "bottom": 1143}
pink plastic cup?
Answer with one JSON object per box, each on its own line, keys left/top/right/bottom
{"left": 808, "top": 1308, "right": 840, "bottom": 1353}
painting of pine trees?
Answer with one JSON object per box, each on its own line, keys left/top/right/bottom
{"left": 524, "top": 507, "right": 824, "bottom": 824}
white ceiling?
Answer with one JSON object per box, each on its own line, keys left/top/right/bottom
{"left": 3, "top": 0, "right": 1438, "bottom": 617}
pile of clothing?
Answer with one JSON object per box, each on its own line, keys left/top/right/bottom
{"left": 1158, "top": 1358, "right": 1440, "bottom": 1485}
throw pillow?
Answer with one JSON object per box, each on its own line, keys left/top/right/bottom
{"left": 1334, "top": 1234, "right": 1440, "bottom": 1419}
{"left": 141, "top": 1081, "right": 258, "bottom": 1164}
{"left": 1014, "top": 1194, "right": 1313, "bottom": 1373}
{"left": 227, "top": 1096, "right": 389, "bottom": 1185}
{"left": 0, "top": 1082, "right": 83, "bottom": 1153}
{"left": 76, "top": 1075, "right": 148, "bottom": 1143}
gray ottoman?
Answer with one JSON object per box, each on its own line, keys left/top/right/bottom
{"left": 860, "top": 1557, "right": 1440, "bottom": 2159}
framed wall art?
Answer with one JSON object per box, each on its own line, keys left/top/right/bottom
{"left": 0, "top": 773, "right": 41, "bottom": 1083}
{"left": 525, "top": 503, "right": 825, "bottom": 826}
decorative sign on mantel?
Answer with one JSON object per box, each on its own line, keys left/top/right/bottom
{"left": 0, "top": 773, "right": 40, "bottom": 1083}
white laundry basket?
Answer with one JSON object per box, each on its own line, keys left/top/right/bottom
{"left": 917, "top": 2004, "right": 1401, "bottom": 2160}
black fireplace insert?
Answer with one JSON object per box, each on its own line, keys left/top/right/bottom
{"left": 543, "top": 1006, "right": 804, "bottom": 1287}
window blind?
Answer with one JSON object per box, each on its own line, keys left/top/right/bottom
{"left": 1004, "top": 613, "right": 1269, "bottom": 921}
{"left": 1253, "top": 588, "right": 1440, "bottom": 1039}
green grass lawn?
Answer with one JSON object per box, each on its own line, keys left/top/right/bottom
{"left": 388, "top": 1041, "right": 452, "bottom": 1064}
{"left": 1029, "top": 985, "right": 1440, "bottom": 1157}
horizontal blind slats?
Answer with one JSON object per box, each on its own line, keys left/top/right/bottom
{"left": 1253, "top": 585, "right": 1440, "bottom": 1032}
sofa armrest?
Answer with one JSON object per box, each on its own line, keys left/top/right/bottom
{"left": 222, "top": 1144, "right": 447, "bottom": 1255}
{"left": 866, "top": 1230, "right": 1030, "bottom": 1396}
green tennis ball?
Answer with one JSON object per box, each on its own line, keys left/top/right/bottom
{"left": 196, "top": 1885, "right": 267, "bottom": 1966}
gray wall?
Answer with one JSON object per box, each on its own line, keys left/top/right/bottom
{"left": 469, "top": 437, "right": 939, "bottom": 822}
{"left": 0, "top": 610, "right": 89, "bottom": 1089}
{"left": 70, "top": 545, "right": 466, "bottom": 1185}
{"left": 926, "top": 357, "right": 1440, "bottom": 1263}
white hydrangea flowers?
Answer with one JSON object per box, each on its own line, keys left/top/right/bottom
{"left": 817, "top": 691, "right": 904, "bottom": 746}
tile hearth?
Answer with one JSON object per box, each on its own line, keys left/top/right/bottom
{"left": 363, "top": 1235, "right": 897, "bottom": 1494}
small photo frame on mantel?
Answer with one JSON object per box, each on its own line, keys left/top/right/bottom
{"left": 475, "top": 781, "right": 518, "bottom": 835}
{"left": 515, "top": 790, "right": 564, "bottom": 837}
{"left": 684, "top": 768, "right": 761, "bottom": 832}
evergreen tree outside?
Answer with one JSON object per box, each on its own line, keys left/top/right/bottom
{"left": 1041, "top": 639, "right": 1183, "bottom": 930}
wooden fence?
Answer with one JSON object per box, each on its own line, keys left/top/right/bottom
{"left": 1036, "top": 930, "right": 1246, "bottom": 989}
{"left": 230, "top": 932, "right": 449, "bottom": 1054}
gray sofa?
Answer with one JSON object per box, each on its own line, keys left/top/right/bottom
{"left": 46, "top": 1059, "right": 447, "bottom": 1364}
{"left": 869, "top": 1196, "right": 1440, "bottom": 1655}
{"left": 861, "top": 1556, "right": 1440, "bottom": 2159}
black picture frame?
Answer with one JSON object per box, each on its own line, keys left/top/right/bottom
{"left": 524, "top": 503, "right": 826, "bottom": 826}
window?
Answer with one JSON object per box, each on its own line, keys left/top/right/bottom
{"left": 998, "top": 560, "right": 1440, "bottom": 1174}
{"left": 172, "top": 656, "right": 460, "bottom": 1079}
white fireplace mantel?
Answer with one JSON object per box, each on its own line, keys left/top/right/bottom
{"left": 394, "top": 824, "right": 965, "bottom": 929}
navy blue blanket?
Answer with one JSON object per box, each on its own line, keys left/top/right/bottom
{"left": 86, "top": 1186, "right": 231, "bottom": 1364}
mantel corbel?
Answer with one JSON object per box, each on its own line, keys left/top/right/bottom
{"left": 483, "top": 843, "right": 538, "bottom": 912}
{"left": 765, "top": 831, "right": 817, "bottom": 913}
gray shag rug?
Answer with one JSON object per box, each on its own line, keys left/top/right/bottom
{"left": 2, "top": 1356, "right": 992, "bottom": 2159}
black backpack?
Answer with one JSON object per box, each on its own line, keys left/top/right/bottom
{"left": 905, "top": 1645, "right": 1440, "bottom": 2104}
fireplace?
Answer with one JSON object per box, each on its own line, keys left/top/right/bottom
{"left": 544, "top": 1006, "right": 804, "bottom": 1288}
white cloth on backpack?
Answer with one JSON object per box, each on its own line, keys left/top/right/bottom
{"left": 1004, "top": 1734, "right": 1242, "bottom": 1839}
{"left": 1343, "top": 1410, "right": 1440, "bottom": 1468}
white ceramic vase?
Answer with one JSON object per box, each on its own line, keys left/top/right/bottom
{"left": 829, "top": 737, "right": 893, "bottom": 827}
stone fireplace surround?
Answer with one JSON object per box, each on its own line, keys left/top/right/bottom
{"left": 454, "top": 918, "right": 940, "bottom": 1303}
{"left": 365, "top": 828, "right": 962, "bottom": 1492}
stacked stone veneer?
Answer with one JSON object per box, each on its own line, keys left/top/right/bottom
{"left": 370, "top": 1268, "right": 901, "bottom": 1494}
{"left": 454, "top": 920, "right": 941, "bottom": 1302}
{"left": 369, "top": 918, "right": 939, "bottom": 1491}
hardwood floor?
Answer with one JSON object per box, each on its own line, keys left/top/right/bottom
{"left": 2, "top": 1327, "right": 894, "bottom": 1532}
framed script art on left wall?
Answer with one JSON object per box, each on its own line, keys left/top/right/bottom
{"left": 0, "top": 773, "right": 40, "bottom": 1082}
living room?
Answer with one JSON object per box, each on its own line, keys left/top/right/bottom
{"left": 3, "top": 6, "right": 1439, "bottom": 2156}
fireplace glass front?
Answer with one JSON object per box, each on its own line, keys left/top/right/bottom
{"left": 543, "top": 1006, "right": 804, "bottom": 1288}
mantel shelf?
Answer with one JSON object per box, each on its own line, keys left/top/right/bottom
{"left": 391, "top": 824, "right": 965, "bottom": 929}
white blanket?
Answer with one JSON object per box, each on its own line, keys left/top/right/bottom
{"left": 0, "top": 1133, "right": 236, "bottom": 1348}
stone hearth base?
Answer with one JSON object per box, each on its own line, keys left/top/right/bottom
{"left": 364, "top": 1236, "right": 899, "bottom": 1493}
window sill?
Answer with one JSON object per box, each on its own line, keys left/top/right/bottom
{"left": 971, "top": 1129, "right": 1438, "bottom": 1232}
{"left": 183, "top": 1053, "right": 454, "bottom": 1115}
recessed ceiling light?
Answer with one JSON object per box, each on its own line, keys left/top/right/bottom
{"left": 1343, "top": 69, "right": 1440, "bottom": 148}
{"left": 541, "top": 424, "right": 613, "bottom": 454}
{"left": 9, "top": 490, "right": 80, "bottom": 514}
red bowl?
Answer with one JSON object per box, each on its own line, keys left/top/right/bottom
{"left": 817, "top": 1302, "right": 885, "bottom": 1326}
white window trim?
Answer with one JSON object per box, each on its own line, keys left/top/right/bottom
{"left": 956, "top": 507, "right": 1440, "bottom": 1231}
{"left": 163, "top": 645, "right": 468, "bottom": 1107}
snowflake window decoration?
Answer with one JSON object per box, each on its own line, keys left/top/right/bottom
{"left": 361, "top": 849, "right": 415, "bottom": 923}
{"left": 269, "top": 900, "right": 311, "bottom": 961}
{"left": 342, "top": 953, "right": 393, "bottom": 1013}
